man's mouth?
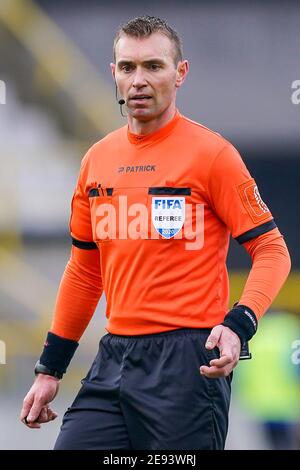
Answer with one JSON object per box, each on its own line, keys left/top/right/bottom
{"left": 130, "top": 95, "right": 152, "bottom": 101}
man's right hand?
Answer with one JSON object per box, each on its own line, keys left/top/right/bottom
{"left": 20, "top": 374, "right": 60, "bottom": 429}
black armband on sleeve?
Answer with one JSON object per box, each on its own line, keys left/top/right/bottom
{"left": 72, "top": 237, "right": 97, "bottom": 250}
{"left": 221, "top": 305, "right": 258, "bottom": 344}
{"left": 39, "top": 331, "right": 79, "bottom": 375}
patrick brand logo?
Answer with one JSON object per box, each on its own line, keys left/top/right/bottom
{"left": 118, "top": 165, "right": 156, "bottom": 173}
{"left": 0, "top": 80, "right": 6, "bottom": 104}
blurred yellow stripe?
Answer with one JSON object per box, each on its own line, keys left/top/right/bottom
{"left": 0, "top": 245, "right": 56, "bottom": 322}
{"left": 0, "top": 0, "right": 122, "bottom": 134}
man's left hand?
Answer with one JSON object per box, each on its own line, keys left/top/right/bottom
{"left": 199, "top": 325, "right": 241, "bottom": 378}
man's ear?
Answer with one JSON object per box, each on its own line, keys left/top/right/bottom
{"left": 110, "top": 63, "right": 116, "bottom": 81}
{"left": 175, "top": 60, "right": 189, "bottom": 88}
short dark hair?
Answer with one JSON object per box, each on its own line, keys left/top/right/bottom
{"left": 113, "top": 15, "right": 183, "bottom": 65}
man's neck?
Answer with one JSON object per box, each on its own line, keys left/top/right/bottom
{"left": 128, "top": 105, "right": 176, "bottom": 136}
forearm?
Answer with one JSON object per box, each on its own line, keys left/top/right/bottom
{"left": 239, "top": 227, "right": 291, "bottom": 318}
{"left": 222, "top": 228, "right": 290, "bottom": 344}
{"left": 39, "top": 245, "right": 103, "bottom": 374}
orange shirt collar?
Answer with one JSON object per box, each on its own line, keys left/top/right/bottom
{"left": 127, "top": 109, "right": 182, "bottom": 145}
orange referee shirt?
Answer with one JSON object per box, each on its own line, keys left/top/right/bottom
{"left": 69, "top": 110, "right": 276, "bottom": 335}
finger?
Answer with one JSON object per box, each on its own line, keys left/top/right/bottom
{"left": 47, "top": 409, "right": 58, "bottom": 421}
{"left": 20, "top": 396, "right": 33, "bottom": 421}
{"left": 209, "top": 354, "right": 232, "bottom": 368}
{"left": 26, "top": 422, "right": 41, "bottom": 429}
{"left": 200, "top": 365, "right": 232, "bottom": 378}
{"left": 44, "top": 407, "right": 57, "bottom": 422}
{"left": 35, "top": 407, "right": 58, "bottom": 424}
{"left": 205, "top": 326, "right": 222, "bottom": 350}
{"left": 26, "top": 400, "right": 44, "bottom": 423}
{"left": 22, "top": 416, "right": 41, "bottom": 429}
{"left": 35, "top": 407, "right": 49, "bottom": 423}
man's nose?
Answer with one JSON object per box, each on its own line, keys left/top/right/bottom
{"left": 132, "top": 67, "right": 147, "bottom": 88}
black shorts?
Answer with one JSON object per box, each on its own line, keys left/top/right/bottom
{"left": 54, "top": 328, "right": 232, "bottom": 450}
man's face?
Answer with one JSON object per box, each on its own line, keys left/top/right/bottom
{"left": 111, "top": 32, "right": 188, "bottom": 122}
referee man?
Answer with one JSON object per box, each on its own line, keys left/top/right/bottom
{"left": 20, "top": 16, "right": 291, "bottom": 450}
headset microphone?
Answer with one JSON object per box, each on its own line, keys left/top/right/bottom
{"left": 115, "top": 85, "right": 126, "bottom": 116}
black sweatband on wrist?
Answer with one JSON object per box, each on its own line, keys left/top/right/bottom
{"left": 221, "top": 305, "right": 258, "bottom": 344}
{"left": 39, "top": 331, "right": 79, "bottom": 374}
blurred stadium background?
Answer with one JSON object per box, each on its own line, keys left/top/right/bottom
{"left": 0, "top": 0, "right": 299, "bottom": 450}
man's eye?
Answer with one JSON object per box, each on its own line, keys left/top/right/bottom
{"left": 121, "top": 65, "right": 133, "bottom": 72}
{"left": 149, "top": 64, "right": 160, "bottom": 70}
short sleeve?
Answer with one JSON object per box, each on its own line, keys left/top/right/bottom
{"left": 69, "top": 150, "right": 96, "bottom": 248}
{"left": 208, "top": 143, "right": 276, "bottom": 243}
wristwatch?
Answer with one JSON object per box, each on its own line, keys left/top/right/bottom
{"left": 34, "top": 360, "right": 63, "bottom": 379}
{"left": 239, "top": 341, "right": 252, "bottom": 360}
